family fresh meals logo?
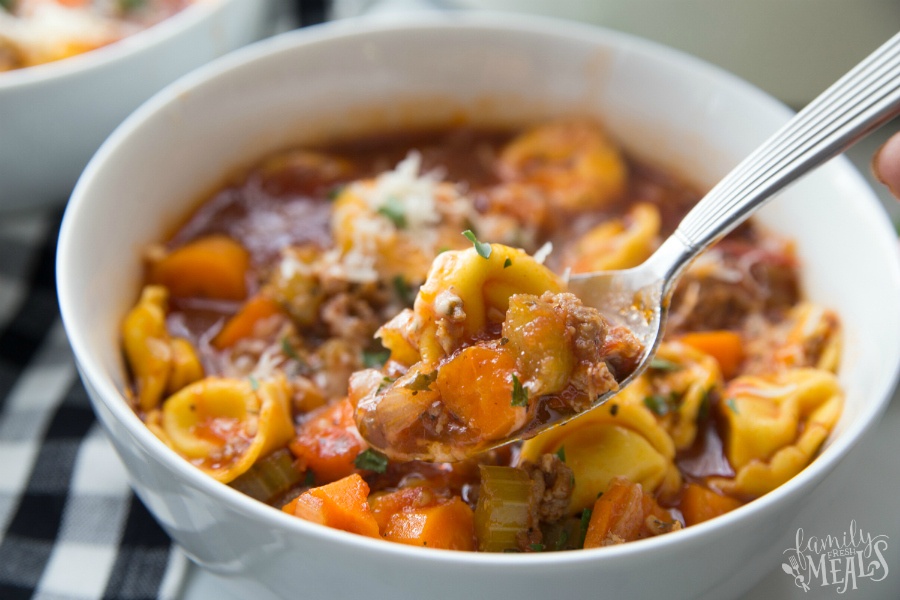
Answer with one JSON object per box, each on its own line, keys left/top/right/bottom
{"left": 781, "top": 520, "right": 889, "bottom": 593}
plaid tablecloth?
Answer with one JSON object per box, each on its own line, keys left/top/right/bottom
{"left": 0, "top": 4, "right": 325, "bottom": 599}
{"left": 0, "top": 208, "right": 188, "bottom": 600}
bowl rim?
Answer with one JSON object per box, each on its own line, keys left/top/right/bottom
{"left": 0, "top": 0, "right": 241, "bottom": 90}
{"left": 58, "top": 10, "right": 900, "bottom": 567}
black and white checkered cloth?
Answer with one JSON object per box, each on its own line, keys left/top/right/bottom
{"left": 0, "top": 208, "right": 187, "bottom": 600}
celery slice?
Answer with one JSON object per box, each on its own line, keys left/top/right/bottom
{"left": 474, "top": 465, "right": 533, "bottom": 552}
{"left": 229, "top": 448, "right": 303, "bottom": 503}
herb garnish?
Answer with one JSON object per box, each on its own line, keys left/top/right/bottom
{"left": 503, "top": 257, "right": 512, "bottom": 268}
{"left": 281, "top": 336, "right": 301, "bottom": 361}
{"left": 643, "top": 394, "right": 671, "bottom": 416}
{"left": 392, "top": 275, "right": 417, "bottom": 306}
{"left": 511, "top": 374, "right": 528, "bottom": 407}
{"left": 462, "top": 230, "right": 492, "bottom": 259}
{"left": 362, "top": 348, "right": 391, "bottom": 369}
{"left": 555, "top": 446, "right": 567, "bottom": 463}
{"left": 378, "top": 196, "right": 407, "bottom": 228}
{"left": 404, "top": 370, "right": 438, "bottom": 392}
{"left": 579, "top": 508, "right": 593, "bottom": 548}
{"left": 726, "top": 397, "right": 740, "bottom": 415}
{"left": 649, "top": 358, "right": 682, "bottom": 372}
{"left": 354, "top": 448, "right": 389, "bottom": 473}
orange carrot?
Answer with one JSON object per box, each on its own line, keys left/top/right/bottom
{"left": 213, "top": 294, "right": 284, "bottom": 349}
{"left": 289, "top": 399, "right": 367, "bottom": 484}
{"left": 679, "top": 330, "right": 744, "bottom": 379}
{"left": 369, "top": 486, "right": 435, "bottom": 533}
{"left": 435, "top": 345, "right": 524, "bottom": 440}
{"left": 583, "top": 478, "right": 645, "bottom": 548}
{"left": 381, "top": 496, "right": 476, "bottom": 551}
{"left": 283, "top": 473, "right": 380, "bottom": 538}
{"left": 679, "top": 483, "right": 743, "bottom": 526}
{"left": 149, "top": 235, "right": 250, "bottom": 301}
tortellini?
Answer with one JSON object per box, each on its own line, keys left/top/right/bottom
{"left": 743, "top": 302, "right": 842, "bottom": 375}
{"left": 709, "top": 368, "right": 843, "bottom": 498}
{"left": 331, "top": 152, "right": 474, "bottom": 284}
{"left": 519, "top": 401, "right": 682, "bottom": 514}
{"left": 566, "top": 202, "right": 661, "bottom": 273}
{"left": 618, "top": 341, "right": 723, "bottom": 451}
{"left": 379, "top": 243, "right": 563, "bottom": 365}
{"left": 151, "top": 376, "right": 295, "bottom": 483}
{"left": 122, "top": 285, "right": 204, "bottom": 412}
{"left": 497, "top": 119, "right": 628, "bottom": 211}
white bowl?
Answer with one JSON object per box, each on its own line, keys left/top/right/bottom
{"left": 0, "top": 0, "right": 276, "bottom": 211}
{"left": 56, "top": 13, "right": 900, "bottom": 600}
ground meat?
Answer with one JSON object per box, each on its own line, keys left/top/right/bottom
{"left": 516, "top": 454, "right": 574, "bottom": 551}
{"left": 533, "top": 292, "right": 643, "bottom": 411}
{"left": 668, "top": 238, "right": 800, "bottom": 334}
{"left": 320, "top": 292, "right": 381, "bottom": 340}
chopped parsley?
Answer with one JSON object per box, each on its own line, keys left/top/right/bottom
{"left": 362, "top": 348, "right": 391, "bottom": 369}
{"left": 392, "top": 275, "right": 417, "bottom": 306}
{"left": 281, "top": 336, "right": 301, "bottom": 361}
{"left": 304, "top": 469, "right": 316, "bottom": 487}
{"left": 248, "top": 375, "right": 259, "bottom": 391}
{"left": 462, "top": 229, "right": 492, "bottom": 259}
{"left": 119, "top": 0, "right": 146, "bottom": 11}
{"left": 609, "top": 403, "right": 619, "bottom": 417}
{"left": 698, "top": 388, "right": 712, "bottom": 421}
{"left": 555, "top": 446, "right": 566, "bottom": 463}
{"left": 643, "top": 394, "right": 671, "bottom": 416}
{"left": 354, "top": 448, "right": 390, "bottom": 473}
{"left": 649, "top": 357, "right": 682, "bottom": 372}
{"left": 579, "top": 508, "right": 593, "bottom": 548}
{"left": 503, "top": 257, "right": 512, "bottom": 268}
{"left": 554, "top": 529, "right": 570, "bottom": 551}
{"left": 726, "top": 397, "right": 740, "bottom": 415}
{"left": 326, "top": 184, "right": 344, "bottom": 201}
{"left": 377, "top": 196, "right": 407, "bottom": 228}
{"left": 404, "top": 370, "right": 438, "bottom": 392}
{"left": 511, "top": 374, "right": 528, "bottom": 407}
{"left": 529, "top": 543, "right": 545, "bottom": 552}
{"left": 377, "top": 376, "right": 396, "bottom": 393}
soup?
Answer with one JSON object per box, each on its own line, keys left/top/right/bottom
{"left": 0, "top": 0, "right": 195, "bottom": 72}
{"left": 121, "top": 119, "right": 842, "bottom": 552}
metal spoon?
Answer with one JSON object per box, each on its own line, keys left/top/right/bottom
{"left": 567, "top": 31, "right": 900, "bottom": 416}
{"left": 361, "top": 32, "right": 900, "bottom": 462}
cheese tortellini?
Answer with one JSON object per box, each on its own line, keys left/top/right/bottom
{"left": 566, "top": 202, "right": 661, "bottom": 273}
{"left": 710, "top": 368, "right": 843, "bottom": 498}
{"left": 519, "top": 401, "right": 682, "bottom": 513}
{"left": 618, "top": 341, "right": 723, "bottom": 451}
{"left": 331, "top": 152, "right": 474, "bottom": 284}
{"left": 150, "top": 376, "right": 295, "bottom": 483}
{"left": 497, "top": 119, "right": 628, "bottom": 211}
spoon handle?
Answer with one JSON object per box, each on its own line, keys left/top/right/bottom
{"left": 661, "top": 32, "right": 900, "bottom": 289}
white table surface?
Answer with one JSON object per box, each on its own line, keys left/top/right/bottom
{"left": 180, "top": 123, "right": 900, "bottom": 600}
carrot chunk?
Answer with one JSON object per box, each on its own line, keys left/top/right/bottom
{"left": 289, "top": 399, "right": 367, "bottom": 484}
{"left": 583, "top": 478, "right": 645, "bottom": 548}
{"left": 679, "top": 482, "right": 743, "bottom": 526}
{"left": 213, "top": 294, "right": 284, "bottom": 349}
{"left": 583, "top": 478, "right": 680, "bottom": 547}
{"left": 283, "top": 473, "right": 380, "bottom": 538}
{"left": 149, "top": 235, "right": 250, "bottom": 300}
{"left": 384, "top": 498, "right": 476, "bottom": 551}
{"left": 679, "top": 330, "right": 744, "bottom": 379}
{"left": 435, "top": 345, "right": 525, "bottom": 440}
